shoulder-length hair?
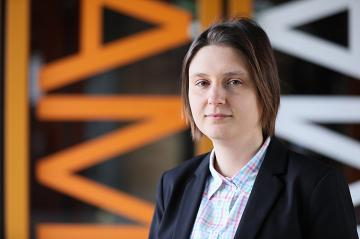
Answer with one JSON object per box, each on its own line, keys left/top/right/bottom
{"left": 181, "top": 18, "right": 280, "bottom": 141}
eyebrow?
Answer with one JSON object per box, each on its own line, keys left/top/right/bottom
{"left": 189, "top": 71, "right": 246, "bottom": 78}
{"left": 223, "top": 71, "right": 247, "bottom": 77}
{"left": 189, "top": 73, "right": 209, "bottom": 78}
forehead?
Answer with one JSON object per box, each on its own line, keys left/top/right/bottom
{"left": 188, "top": 45, "right": 250, "bottom": 77}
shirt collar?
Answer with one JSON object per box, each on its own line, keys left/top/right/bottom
{"left": 207, "top": 137, "right": 271, "bottom": 199}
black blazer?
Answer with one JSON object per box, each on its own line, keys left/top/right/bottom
{"left": 149, "top": 137, "right": 358, "bottom": 239}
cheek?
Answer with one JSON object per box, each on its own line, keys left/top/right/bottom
{"left": 189, "top": 99, "right": 200, "bottom": 118}
{"left": 188, "top": 89, "right": 201, "bottom": 109}
{"left": 248, "top": 96, "right": 262, "bottom": 122}
{"left": 233, "top": 93, "right": 260, "bottom": 118}
{"left": 188, "top": 94, "right": 204, "bottom": 123}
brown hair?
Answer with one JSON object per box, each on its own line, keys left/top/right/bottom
{"left": 181, "top": 18, "right": 280, "bottom": 141}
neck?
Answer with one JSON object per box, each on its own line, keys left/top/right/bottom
{"left": 212, "top": 131, "right": 264, "bottom": 178}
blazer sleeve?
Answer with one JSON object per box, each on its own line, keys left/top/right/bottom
{"left": 307, "top": 169, "right": 358, "bottom": 239}
{"left": 149, "top": 174, "right": 165, "bottom": 239}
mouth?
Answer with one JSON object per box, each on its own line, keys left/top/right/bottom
{"left": 205, "top": 114, "right": 232, "bottom": 119}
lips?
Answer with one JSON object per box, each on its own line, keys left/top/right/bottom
{"left": 205, "top": 113, "right": 232, "bottom": 118}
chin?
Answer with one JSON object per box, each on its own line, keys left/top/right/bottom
{"left": 203, "top": 130, "right": 232, "bottom": 141}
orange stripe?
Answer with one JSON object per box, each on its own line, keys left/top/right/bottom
{"left": 37, "top": 224, "right": 149, "bottom": 239}
{"left": 36, "top": 95, "right": 186, "bottom": 224}
{"left": 40, "top": 0, "right": 190, "bottom": 92}
{"left": 81, "top": 0, "right": 101, "bottom": 54}
{"left": 5, "top": 0, "right": 29, "bottom": 238}
{"left": 198, "top": 0, "right": 222, "bottom": 30}
{"left": 228, "top": 0, "right": 252, "bottom": 18}
{"left": 37, "top": 95, "right": 182, "bottom": 120}
{"left": 196, "top": 137, "right": 213, "bottom": 155}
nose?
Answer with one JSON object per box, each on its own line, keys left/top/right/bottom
{"left": 208, "top": 85, "right": 226, "bottom": 105}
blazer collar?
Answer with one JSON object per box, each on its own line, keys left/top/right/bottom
{"left": 173, "top": 153, "right": 210, "bottom": 239}
{"left": 173, "top": 137, "right": 288, "bottom": 239}
{"left": 234, "top": 136, "right": 288, "bottom": 239}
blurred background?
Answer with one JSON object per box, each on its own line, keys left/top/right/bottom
{"left": 1, "top": 0, "right": 360, "bottom": 238}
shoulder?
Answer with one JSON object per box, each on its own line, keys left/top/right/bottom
{"left": 270, "top": 138, "right": 353, "bottom": 213}
{"left": 283, "top": 146, "right": 357, "bottom": 237}
{"left": 157, "top": 153, "right": 210, "bottom": 206}
{"left": 269, "top": 137, "right": 342, "bottom": 190}
{"left": 276, "top": 140, "right": 348, "bottom": 198}
{"left": 287, "top": 149, "right": 333, "bottom": 178}
{"left": 162, "top": 152, "right": 209, "bottom": 185}
{"left": 268, "top": 138, "right": 357, "bottom": 238}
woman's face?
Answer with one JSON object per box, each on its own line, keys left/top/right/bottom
{"left": 188, "top": 45, "right": 262, "bottom": 142}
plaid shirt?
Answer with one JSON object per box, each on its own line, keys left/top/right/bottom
{"left": 190, "top": 137, "right": 271, "bottom": 239}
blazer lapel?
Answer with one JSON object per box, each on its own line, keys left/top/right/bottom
{"left": 234, "top": 137, "right": 288, "bottom": 239}
{"left": 173, "top": 154, "right": 210, "bottom": 239}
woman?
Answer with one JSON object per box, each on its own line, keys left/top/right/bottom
{"left": 149, "top": 18, "right": 358, "bottom": 239}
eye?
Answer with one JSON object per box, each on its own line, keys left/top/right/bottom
{"left": 195, "top": 80, "right": 210, "bottom": 88}
{"left": 227, "top": 79, "right": 242, "bottom": 86}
